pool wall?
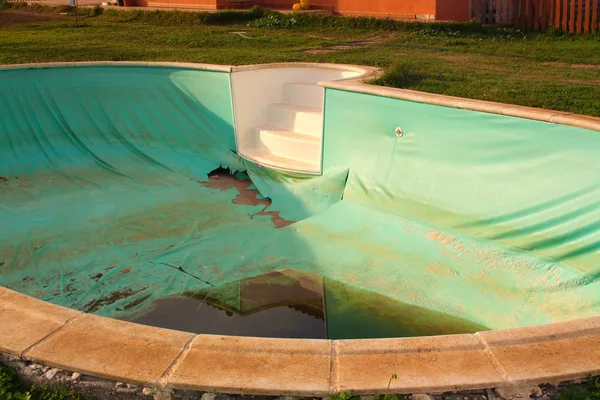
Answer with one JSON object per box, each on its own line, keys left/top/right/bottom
{"left": 322, "top": 84, "right": 600, "bottom": 275}
{"left": 0, "top": 63, "right": 237, "bottom": 178}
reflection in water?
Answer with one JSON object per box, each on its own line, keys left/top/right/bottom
{"left": 130, "top": 297, "right": 326, "bottom": 339}
{"left": 127, "top": 269, "right": 487, "bottom": 339}
{"left": 324, "top": 278, "right": 488, "bottom": 339}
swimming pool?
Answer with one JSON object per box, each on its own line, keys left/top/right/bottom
{"left": 1, "top": 62, "right": 599, "bottom": 340}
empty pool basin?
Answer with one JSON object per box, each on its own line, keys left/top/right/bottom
{"left": 1, "top": 63, "right": 600, "bottom": 394}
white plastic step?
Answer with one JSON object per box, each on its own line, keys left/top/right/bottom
{"left": 267, "top": 103, "right": 323, "bottom": 137}
{"left": 282, "top": 82, "right": 324, "bottom": 109}
{"left": 240, "top": 147, "right": 321, "bottom": 175}
{"left": 254, "top": 124, "right": 321, "bottom": 163}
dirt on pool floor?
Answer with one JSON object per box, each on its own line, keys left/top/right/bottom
{"left": 201, "top": 168, "right": 293, "bottom": 228}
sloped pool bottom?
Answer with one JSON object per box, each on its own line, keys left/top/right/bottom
{"left": 3, "top": 161, "right": 599, "bottom": 337}
{"left": 0, "top": 164, "right": 485, "bottom": 339}
{"left": 127, "top": 269, "right": 487, "bottom": 339}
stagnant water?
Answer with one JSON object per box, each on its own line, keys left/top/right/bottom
{"left": 126, "top": 269, "right": 487, "bottom": 339}
{"left": 119, "top": 169, "right": 488, "bottom": 339}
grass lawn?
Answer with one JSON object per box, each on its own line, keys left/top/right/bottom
{"left": 1, "top": 4, "right": 599, "bottom": 117}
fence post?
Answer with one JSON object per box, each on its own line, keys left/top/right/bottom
{"left": 570, "top": 0, "right": 576, "bottom": 32}
{"left": 592, "top": 0, "right": 598, "bottom": 32}
{"left": 584, "top": 0, "right": 590, "bottom": 32}
{"left": 576, "top": 0, "right": 583, "bottom": 32}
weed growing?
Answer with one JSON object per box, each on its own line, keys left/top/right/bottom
{"left": 0, "top": 363, "right": 85, "bottom": 400}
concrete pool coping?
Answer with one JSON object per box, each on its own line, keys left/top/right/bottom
{"left": 1, "top": 286, "right": 600, "bottom": 396}
{"left": 2, "top": 60, "right": 596, "bottom": 132}
{"left": 1, "top": 61, "right": 600, "bottom": 395}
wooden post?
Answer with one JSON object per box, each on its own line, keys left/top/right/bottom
{"left": 519, "top": 0, "right": 525, "bottom": 27}
{"left": 583, "top": 0, "right": 592, "bottom": 35}
{"left": 592, "top": 0, "right": 598, "bottom": 32}
{"left": 562, "top": 0, "right": 569, "bottom": 29}
{"left": 481, "top": 0, "right": 486, "bottom": 22}
{"left": 541, "top": 0, "right": 548, "bottom": 29}
{"left": 570, "top": 0, "right": 576, "bottom": 32}
{"left": 555, "top": 0, "right": 561, "bottom": 28}
{"left": 577, "top": 0, "right": 583, "bottom": 32}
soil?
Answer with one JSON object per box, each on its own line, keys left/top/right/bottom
{"left": 0, "top": 10, "right": 64, "bottom": 26}
{"left": 200, "top": 168, "right": 293, "bottom": 228}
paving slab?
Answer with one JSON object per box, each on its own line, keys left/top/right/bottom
{"left": 479, "top": 317, "right": 600, "bottom": 383}
{"left": 0, "top": 287, "right": 80, "bottom": 356}
{"left": 25, "top": 313, "right": 194, "bottom": 386}
{"left": 168, "top": 335, "right": 332, "bottom": 395}
{"left": 335, "top": 334, "right": 505, "bottom": 394}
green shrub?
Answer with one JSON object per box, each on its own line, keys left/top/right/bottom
{"left": 370, "top": 63, "right": 426, "bottom": 89}
{"left": 0, "top": 0, "right": 28, "bottom": 10}
{"left": 554, "top": 376, "right": 600, "bottom": 400}
{"left": 0, "top": 364, "right": 85, "bottom": 400}
{"left": 247, "top": 13, "right": 299, "bottom": 29}
{"left": 248, "top": 11, "right": 485, "bottom": 34}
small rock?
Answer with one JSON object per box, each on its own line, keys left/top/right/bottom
{"left": 71, "top": 372, "right": 82, "bottom": 381}
{"left": 181, "top": 391, "right": 200, "bottom": 400}
{"left": 116, "top": 382, "right": 125, "bottom": 388}
{"left": 485, "top": 388, "right": 498, "bottom": 400}
{"left": 127, "top": 383, "right": 138, "bottom": 389}
{"left": 201, "top": 393, "right": 217, "bottom": 400}
{"left": 117, "top": 387, "right": 137, "bottom": 394}
{"left": 142, "top": 387, "right": 155, "bottom": 396}
{"left": 30, "top": 363, "right": 42, "bottom": 370}
{"left": 45, "top": 368, "right": 59, "bottom": 380}
{"left": 42, "top": 366, "right": 50, "bottom": 373}
{"left": 411, "top": 395, "right": 432, "bottom": 400}
{"left": 531, "top": 386, "right": 543, "bottom": 398}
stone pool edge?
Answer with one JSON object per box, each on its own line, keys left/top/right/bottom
{"left": 1, "top": 286, "right": 600, "bottom": 396}
{"left": 2, "top": 61, "right": 598, "bottom": 132}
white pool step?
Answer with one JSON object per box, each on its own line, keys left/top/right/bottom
{"left": 241, "top": 147, "right": 321, "bottom": 175}
{"left": 283, "top": 82, "right": 324, "bottom": 109}
{"left": 267, "top": 103, "right": 322, "bottom": 137}
{"left": 254, "top": 124, "right": 321, "bottom": 162}
{"left": 238, "top": 82, "right": 324, "bottom": 175}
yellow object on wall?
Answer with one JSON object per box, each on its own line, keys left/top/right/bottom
{"left": 293, "top": 0, "right": 310, "bottom": 10}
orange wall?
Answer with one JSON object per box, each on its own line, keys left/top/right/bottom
{"left": 134, "top": 0, "right": 220, "bottom": 7}
{"left": 337, "top": 0, "right": 436, "bottom": 17}
{"left": 261, "top": 0, "right": 336, "bottom": 8}
{"left": 435, "top": 0, "right": 470, "bottom": 20}
{"left": 260, "top": 0, "right": 437, "bottom": 16}
{"left": 133, "top": 0, "right": 469, "bottom": 21}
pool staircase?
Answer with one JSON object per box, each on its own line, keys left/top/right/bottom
{"left": 239, "top": 82, "right": 324, "bottom": 175}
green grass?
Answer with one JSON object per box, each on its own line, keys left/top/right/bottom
{"left": 553, "top": 376, "right": 600, "bottom": 400}
{"left": 0, "top": 363, "right": 85, "bottom": 400}
{"left": 0, "top": 3, "right": 599, "bottom": 117}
